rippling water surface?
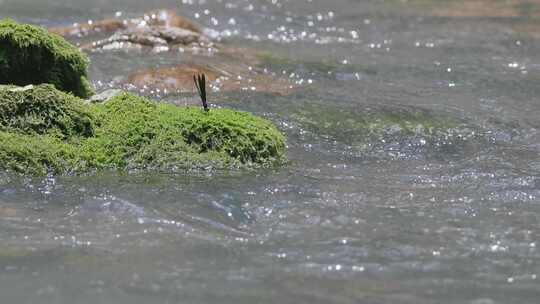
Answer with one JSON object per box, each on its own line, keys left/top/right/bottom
{"left": 2, "top": 0, "right": 540, "bottom": 303}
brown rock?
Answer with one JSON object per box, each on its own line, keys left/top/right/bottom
{"left": 49, "top": 19, "right": 127, "bottom": 38}
{"left": 412, "top": 0, "right": 540, "bottom": 18}
{"left": 125, "top": 63, "right": 295, "bottom": 95}
{"left": 0, "top": 206, "right": 17, "bottom": 217}
{"left": 126, "top": 64, "right": 220, "bottom": 92}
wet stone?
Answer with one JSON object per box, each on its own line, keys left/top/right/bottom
{"left": 47, "top": 9, "right": 295, "bottom": 95}
{"left": 87, "top": 89, "right": 124, "bottom": 104}
{"left": 50, "top": 9, "right": 209, "bottom": 52}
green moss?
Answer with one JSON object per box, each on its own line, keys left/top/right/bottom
{"left": 0, "top": 19, "right": 94, "bottom": 98}
{"left": 0, "top": 132, "right": 79, "bottom": 174}
{"left": 0, "top": 85, "right": 286, "bottom": 175}
{"left": 0, "top": 84, "right": 94, "bottom": 138}
{"left": 78, "top": 93, "right": 286, "bottom": 171}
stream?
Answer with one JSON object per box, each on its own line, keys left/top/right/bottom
{"left": 1, "top": 0, "right": 540, "bottom": 303}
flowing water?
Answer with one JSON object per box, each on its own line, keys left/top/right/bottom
{"left": 2, "top": 0, "right": 540, "bottom": 303}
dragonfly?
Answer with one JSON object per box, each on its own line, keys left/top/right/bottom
{"left": 193, "top": 73, "right": 209, "bottom": 112}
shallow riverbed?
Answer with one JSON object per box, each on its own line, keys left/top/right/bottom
{"left": 1, "top": 0, "right": 540, "bottom": 303}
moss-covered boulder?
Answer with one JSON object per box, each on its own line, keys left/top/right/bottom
{"left": 0, "top": 85, "right": 286, "bottom": 175}
{"left": 0, "top": 19, "right": 93, "bottom": 98}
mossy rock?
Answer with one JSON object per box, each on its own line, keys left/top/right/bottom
{"left": 0, "top": 19, "right": 93, "bottom": 98}
{"left": 0, "top": 85, "right": 286, "bottom": 175}
{"left": 0, "top": 84, "right": 94, "bottom": 137}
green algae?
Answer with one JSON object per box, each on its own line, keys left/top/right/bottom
{"left": 0, "top": 19, "right": 93, "bottom": 98}
{"left": 291, "top": 102, "right": 462, "bottom": 145}
{"left": 227, "top": 90, "right": 480, "bottom": 158}
{"left": 0, "top": 85, "right": 286, "bottom": 175}
{"left": 258, "top": 52, "right": 377, "bottom": 77}
{"left": 286, "top": 101, "right": 482, "bottom": 160}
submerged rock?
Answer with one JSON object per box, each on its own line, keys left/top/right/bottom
{"left": 0, "top": 85, "right": 286, "bottom": 175}
{"left": 420, "top": 0, "right": 540, "bottom": 18}
{"left": 125, "top": 63, "right": 295, "bottom": 95}
{"left": 126, "top": 63, "right": 221, "bottom": 93}
{"left": 87, "top": 89, "right": 123, "bottom": 103}
{"left": 287, "top": 101, "right": 483, "bottom": 159}
{"left": 393, "top": 0, "right": 540, "bottom": 39}
{"left": 0, "top": 19, "right": 94, "bottom": 98}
